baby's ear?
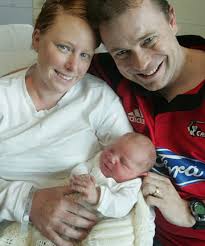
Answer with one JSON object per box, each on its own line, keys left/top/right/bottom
{"left": 140, "top": 172, "right": 148, "bottom": 177}
{"left": 90, "top": 175, "right": 96, "bottom": 184}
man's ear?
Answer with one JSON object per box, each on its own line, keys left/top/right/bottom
{"left": 168, "top": 5, "right": 178, "bottom": 34}
{"left": 32, "top": 29, "right": 41, "bottom": 52}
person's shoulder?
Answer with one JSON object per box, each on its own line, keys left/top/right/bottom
{"left": 83, "top": 72, "right": 106, "bottom": 86}
{"left": 83, "top": 72, "right": 114, "bottom": 92}
{"left": 91, "top": 53, "right": 120, "bottom": 75}
{"left": 81, "top": 73, "right": 118, "bottom": 99}
{"left": 0, "top": 68, "right": 27, "bottom": 88}
{"left": 89, "top": 53, "right": 123, "bottom": 85}
{"left": 177, "top": 35, "right": 205, "bottom": 50}
{"left": 0, "top": 69, "right": 26, "bottom": 103}
{"left": 92, "top": 52, "right": 114, "bottom": 64}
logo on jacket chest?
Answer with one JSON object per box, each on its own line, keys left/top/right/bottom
{"left": 153, "top": 148, "right": 205, "bottom": 186}
{"left": 128, "top": 108, "right": 144, "bottom": 124}
{"left": 188, "top": 120, "right": 205, "bottom": 138}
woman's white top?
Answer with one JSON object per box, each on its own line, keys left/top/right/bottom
{"left": 0, "top": 69, "right": 132, "bottom": 223}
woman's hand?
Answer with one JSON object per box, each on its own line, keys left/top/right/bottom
{"left": 142, "top": 172, "right": 195, "bottom": 227}
{"left": 30, "top": 186, "right": 97, "bottom": 246}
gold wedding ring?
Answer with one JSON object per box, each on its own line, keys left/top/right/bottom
{"left": 153, "top": 186, "right": 160, "bottom": 197}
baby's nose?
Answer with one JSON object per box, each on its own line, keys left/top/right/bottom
{"left": 110, "top": 154, "right": 118, "bottom": 165}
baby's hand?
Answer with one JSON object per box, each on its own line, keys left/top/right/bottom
{"left": 70, "top": 174, "right": 100, "bottom": 205}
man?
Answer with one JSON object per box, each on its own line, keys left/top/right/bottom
{"left": 88, "top": 0, "right": 205, "bottom": 245}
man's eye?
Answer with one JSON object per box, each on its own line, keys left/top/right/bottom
{"left": 115, "top": 50, "right": 129, "bottom": 58}
{"left": 57, "top": 44, "right": 71, "bottom": 53}
{"left": 143, "top": 36, "right": 156, "bottom": 47}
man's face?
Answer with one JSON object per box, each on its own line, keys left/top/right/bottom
{"left": 100, "top": 0, "right": 181, "bottom": 92}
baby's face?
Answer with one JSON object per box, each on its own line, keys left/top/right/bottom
{"left": 100, "top": 138, "right": 143, "bottom": 183}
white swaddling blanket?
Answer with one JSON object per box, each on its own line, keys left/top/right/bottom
{"left": 0, "top": 191, "right": 155, "bottom": 246}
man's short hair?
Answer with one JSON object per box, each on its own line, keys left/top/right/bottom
{"left": 88, "top": 0, "right": 170, "bottom": 28}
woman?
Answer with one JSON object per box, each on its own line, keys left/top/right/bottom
{"left": 0, "top": 1, "right": 132, "bottom": 245}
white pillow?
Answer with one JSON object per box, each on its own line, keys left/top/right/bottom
{"left": 0, "top": 24, "right": 34, "bottom": 51}
{"left": 0, "top": 50, "right": 36, "bottom": 77}
{"left": 0, "top": 24, "right": 36, "bottom": 77}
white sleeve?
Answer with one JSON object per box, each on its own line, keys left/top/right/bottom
{"left": 70, "top": 163, "right": 90, "bottom": 176}
{"left": 0, "top": 179, "right": 33, "bottom": 222}
{"left": 70, "top": 153, "right": 100, "bottom": 177}
{"left": 94, "top": 83, "right": 133, "bottom": 146}
{"left": 96, "top": 179, "right": 142, "bottom": 218}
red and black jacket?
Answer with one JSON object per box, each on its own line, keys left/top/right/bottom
{"left": 89, "top": 35, "right": 205, "bottom": 246}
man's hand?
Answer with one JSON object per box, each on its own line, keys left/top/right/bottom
{"left": 70, "top": 174, "right": 100, "bottom": 205}
{"left": 142, "top": 172, "right": 195, "bottom": 227}
{"left": 30, "top": 186, "right": 97, "bottom": 246}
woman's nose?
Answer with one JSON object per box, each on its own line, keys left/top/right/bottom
{"left": 65, "top": 53, "right": 79, "bottom": 72}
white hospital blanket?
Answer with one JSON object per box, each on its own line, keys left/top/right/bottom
{"left": 0, "top": 191, "right": 155, "bottom": 246}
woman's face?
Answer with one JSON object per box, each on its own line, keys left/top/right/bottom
{"left": 32, "top": 13, "right": 97, "bottom": 94}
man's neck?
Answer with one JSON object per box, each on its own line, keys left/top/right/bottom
{"left": 159, "top": 47, "right": 205, "bottom": 102}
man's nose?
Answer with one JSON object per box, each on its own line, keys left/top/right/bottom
{"left": 130, "top": 49, "right": 151, "bottom": 72}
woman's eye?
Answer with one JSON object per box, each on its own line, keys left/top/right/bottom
{"left": 57, "top": 44, "right": 71, "bottom": 53}
{"left": 80, "top": 52, "right": 91, "bottom": 60}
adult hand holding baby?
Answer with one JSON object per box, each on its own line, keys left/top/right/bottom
{"left": 142, "top": 172, "right": 195, "bottom": 228}
{"left": 30, "top": 186, "right": 97, "bottom": 246}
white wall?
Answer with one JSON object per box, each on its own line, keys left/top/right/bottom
{"left": 32, "top": 0, "right": 205, "bottom": 38}
{"left": 0, "top": 0, "right": 204, "bottom": 38}
{"left": 169, "top": 0, "right": 205, "bottom": 37}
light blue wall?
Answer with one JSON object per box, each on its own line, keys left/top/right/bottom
{"left": 0, "top": 0, "right": 32, "bottom": 24}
